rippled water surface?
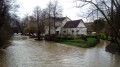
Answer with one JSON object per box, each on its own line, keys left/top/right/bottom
{"left": 0, "top": 35, "right": 120, "bottom": 67}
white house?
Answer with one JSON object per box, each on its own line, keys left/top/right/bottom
{"left": 55, "top": 17, "right": 71, "bottom": 34}
{"left": 45, "top": 16, "right": 71, "bottom": 35}
{"left": 62, "top": 19, "right": 87, "bottom": 35}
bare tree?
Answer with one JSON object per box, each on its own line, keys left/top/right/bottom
{"left": 51, "top": 0, "right": 62, "bottom": 33}
{"left": 92, "top": 18, "right": 105, "bottom": 42}
{"left": 46, "top": 0, "right": 62, "bottom": 35}
{"left": 0, "top": 0, "right": 19, "bottom": 48}
{"left": 33, "top": 6, "right": 47, "bottom": 40}
{"left": 47, "top": 1, "right": 53, "bottom": 35}
{"left": 74, "top": 0, "right": 120, "bottom": 45}
{"left": 33, "top": 6, "right": 42, "bottom": 40}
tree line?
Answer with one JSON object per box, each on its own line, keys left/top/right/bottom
{"left": 14, "top": 0, "right": 62, "bottom": 40}
{"left": 75, "top": 0, "right": 120, "bottom": 46}
{"left": 0, "top": 0, "right": 18, "bottom": 48}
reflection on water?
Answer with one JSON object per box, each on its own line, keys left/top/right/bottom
{"left": 0, "top": 35, "right": 120, "bottom": 67}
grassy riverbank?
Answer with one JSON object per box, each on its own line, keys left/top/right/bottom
{"left": 61, "top": 37, "right": 98, "bottom": 48}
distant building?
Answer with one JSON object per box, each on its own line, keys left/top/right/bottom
{"left": 62, "top": 19, "right": 87, "bottom": 35}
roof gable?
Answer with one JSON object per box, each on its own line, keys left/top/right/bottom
{"left": 77, "top": 20, "right": 86, "bottom": 27}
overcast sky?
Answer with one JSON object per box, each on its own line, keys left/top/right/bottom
{"left": 16, "top": 0, "right": 89, "bottom": 21}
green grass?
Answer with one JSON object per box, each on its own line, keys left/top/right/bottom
{"left": 61, "top": 38, "right": 98, "bottom": 48}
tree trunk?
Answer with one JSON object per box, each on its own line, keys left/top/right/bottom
{"left": 37, "top": 31, "right": 41, "bottom": 40}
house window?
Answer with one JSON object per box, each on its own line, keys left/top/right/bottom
{"left": 72, "top": 30, "right": 74, "bottom": 33}
{"left": 72, "top": 30, "right": 74, "bottom": 35}
{"left": 76, "top": 30, "right": 79, "bottom": 33}
{"left": 56, "top": 31, "right": 59, "bottom": 34}
{"left": 64, "top": 31, "right": 66, "bottom": 33}
{"left": 76, "top": 30, "right": 79, "bottom": 34}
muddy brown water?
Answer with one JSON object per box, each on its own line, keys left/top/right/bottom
{"left": 0, "top": 35, "right": 120, "bottom": 67}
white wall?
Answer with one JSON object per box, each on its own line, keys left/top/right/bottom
{"left": 45, "top": 26, "right": 49, "bottom": 35}
{"left": 77, "top": 20, "right": 86, "bottom": 27}
{"left": 56, "top": 17, "right": 71, "bottom": 34}
{"left": 62, "top": 28, "right": 87, "bottom": 35}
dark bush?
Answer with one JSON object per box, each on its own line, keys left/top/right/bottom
{"left": 0, "top": 24, "right": 13, "bottom": 48}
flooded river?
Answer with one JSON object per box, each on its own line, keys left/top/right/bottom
{"left": 0, "top": 35, "right": 120, "bottom": 67}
